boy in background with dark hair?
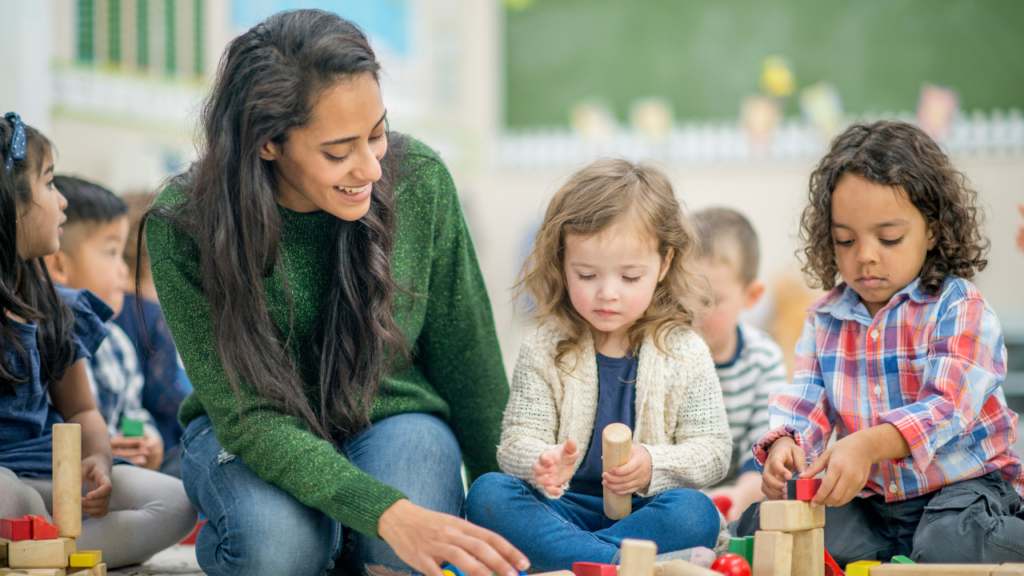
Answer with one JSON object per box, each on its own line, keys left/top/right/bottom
{"left": 45, "top": 176, "right": 163, "bottom": 471}
{"left": 693, "top": 207, "right": 787, "bottom": 522}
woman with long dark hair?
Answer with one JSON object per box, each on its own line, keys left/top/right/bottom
{"left": 144, "top": 10, "right": 526, "bottom": 576}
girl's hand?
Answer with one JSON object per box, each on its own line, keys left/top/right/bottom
{"left": 762, "top": 437, "right": 806, "bottom": 500}
{"left": 81, "top": 455, "right": 113, "bottom": 518}
{"left": 603, "top": 445, "right": 652, "bottom": 495}
{"left": 111, "top": 435, "right": 149, "bottom": 466}
{"left": 532, "top": 439, "right": 580, "bottom": 496}
{"left": 378, "top": 499, "right": 530, "bottom": 576}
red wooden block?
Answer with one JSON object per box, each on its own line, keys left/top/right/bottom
{"left": 23, "top": 515, "right": 59, "bottom": 539}
{"left": 573, "top": 562, "right": 617, "bottom": 576}
{"left": 824, "top": 548, "right": 844, "bottom": 576}
{"left": 797, "top": 478, "right": 822, "bottom": 501}
{"left": 0, "top": 517, "right": 31, "bottom": 541}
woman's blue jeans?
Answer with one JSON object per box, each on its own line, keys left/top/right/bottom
{"left": 465, "top": 472, "right": 720, "bottom": 571}
{"left": 180, "top": 413, "right": 464, "bottom": 576}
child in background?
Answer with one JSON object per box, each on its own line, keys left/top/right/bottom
{"left": 115, "top": 193, "right": 192, "bottom": 478}
{"left": 735, "top": 120, "right": 1024, "bottom": 564}
{"left": 692, "top": 208, "right": 786, "bottom": 523}
{"left": 44, "top": 176, "right": 164, "bottom": 471}
{"left": 0, "top": 113, "right": 196, "bottom": 568}
{"left": 466, "top": 159, "right": 732, "bottom": 570}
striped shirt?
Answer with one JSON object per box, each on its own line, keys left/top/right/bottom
{"left": 86, "top": 321, "right": 157, "bottom": 438}
{"left": 717, "top": 322, "right": 787, "bottom": 481}
{"left": 752, "top": 277, "right": 1022, "bottom": 501}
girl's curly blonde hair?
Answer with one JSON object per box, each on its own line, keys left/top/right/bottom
{"left": 800, "top": 120, "right": 988, "bottom": 294}
{"left": 515, "top": 158, "right": 709, "bottom": 370}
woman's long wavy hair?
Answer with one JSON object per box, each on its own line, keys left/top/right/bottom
{"left": 800, "top": 120, "right": 988, "bottom": 295}
{"left": 140, "top": 10, "right": 408, "bottom": 440}
{"left": 515, "top": 158, "right": 709, "bottom": 371}
{"left": 0, "top": 118, "right": 77, "bottom": 389}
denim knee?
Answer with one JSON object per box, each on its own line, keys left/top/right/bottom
{"left": 649, "top": 489, "right": 721, "bottom": 549}
{"left": 466, "top": 473, "right": 523, "bottom": 528}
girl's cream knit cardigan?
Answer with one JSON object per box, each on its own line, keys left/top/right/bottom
{"left": 497, "top": 322, "right": 733, "bottom": 498}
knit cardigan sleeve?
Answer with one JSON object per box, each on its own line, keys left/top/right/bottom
{"left": 638, "top": 331, "right": 732, "bottom": 496}
{"left": 496, "top": 332, "right": 564, "bottom": 494}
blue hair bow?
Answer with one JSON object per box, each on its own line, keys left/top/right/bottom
{"left": 4, "top": 112, "right": 27, "bottom": 174}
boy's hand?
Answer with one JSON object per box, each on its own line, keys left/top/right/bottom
{"left": 801, "top": 426, "right": 908, "bottom": 508}
{"left": 81, "top": 455, "right": 113, "bottom": 518}
{"left": 762, "top": 437, "right": 806, "bottom": 500}
{"left": 603, "top": 445, "right": 652, "bottom": 495}
{"left": 533, "top": 439, "right": 580, "bottom": 496}
{"left": 111, "top": 435, "right": 149, "bottom": 466}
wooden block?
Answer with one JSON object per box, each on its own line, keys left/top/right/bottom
{"left": 52, "top": 424, "right": 82, "bottom": 538}
{"left": 759, "top": 500, "right": 826, "bottom": 531}
{"left": 0, "top": 569, "right": 66, "bottom": 575}
{"left": 0, "top": 520, "right": 31, "bottom": 542}
{"left": 729, "top": 537, "right": 755, "bottom": 565}
{"left": 575, "top": 562, "right": 617, "bottom": 576}
{"left": 660, "top": 560, "right": 719, "bottom": 576}
{"left": 753, "top": 530, "right": 792, "bottom": 576}
{"left": 7, "top": 538, "right": 71, "bottom": 569}
{"left": 1, "top": 538, "right": 9, "bottom": 568}
{"left": 868, "top": 565, "right": 998, "bottom": 575}
{"left": 603, "top": 423, "right": 633, "bottom": 519}
{"left": 993, "top": 565, "right": 1024, "bottom": 576}
{"left": 889, "top": 557, "right": 914, "bottom": 564}
{"left": 785, "top": 478, "right": 823, "bottom": 501}
{"left": 845, "top": 561, "right": 880, "bottom": 576}
{"left": 22, "top": 518, "right": 57, "bottom": 541}
{"left": 67, "top": 552, "right": 99, "bottom": 569}
{"left": 619, "top": 539, "right": 656, "bottom": 576}
{"left": 531, "top": 572, "right": 574, "bottom": 576}
{"left": 792, "top": 528, "right": 824, "bottom": 576}
{"left": 67, "top": 565, "right": 105, "bottom": 576}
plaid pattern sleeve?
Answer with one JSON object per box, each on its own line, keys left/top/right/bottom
{"left": 86, "top": 322, "right": 155, "bottom": 437}
{"left": 751, "top": 277, "right": 1022, "bottom": 501}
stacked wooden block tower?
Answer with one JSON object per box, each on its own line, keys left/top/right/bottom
{"left": 750, "top": 479, "right": 826, "bottom": 576}
{"left": 0, "top": 424, "right": 106, "bottom": 576}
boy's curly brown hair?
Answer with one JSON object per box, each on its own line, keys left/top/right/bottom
{"left": 516, "top": 158, "right": 710, "bottom": 370}
{"left": 799, "top": 120, "right": 988, "bottom": 295}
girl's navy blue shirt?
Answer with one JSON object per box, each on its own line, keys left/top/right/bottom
{"left": 0, "top": 285, "right": 112, "bottom": 475}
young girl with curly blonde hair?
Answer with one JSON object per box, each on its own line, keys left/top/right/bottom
{"left": 466, "top": 159, "right": 732, "bottom": 570}
{"left": 734, "top": 120, "right": 1024, "bottom": 565}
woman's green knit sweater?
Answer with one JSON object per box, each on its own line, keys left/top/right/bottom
{"left": 146, "top": 139, "right": 508, "bottom": 538}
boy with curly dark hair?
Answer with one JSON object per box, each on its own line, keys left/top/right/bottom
{"left": 733, "top": 120, "right": 1022, "bottom": 565}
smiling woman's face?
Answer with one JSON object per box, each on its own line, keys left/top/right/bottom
{"left": 260, "top": 72, "right": 388, "bottom": 221}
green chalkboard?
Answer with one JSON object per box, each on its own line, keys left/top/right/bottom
{"left": 505, "top": 0, "right": 1024, "bottom": 127}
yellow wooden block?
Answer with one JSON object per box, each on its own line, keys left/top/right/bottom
{"left": 791, "top": 528, "right": 824, "bottom": 576}
{"left": 0, "top": 568, "right": 67, "bottom": 575}
{"left": 869, "top": 565, "right": 999, "bottom": 575}
{"left": 66, "top": 564, "right": 105, "bottom": 576}
{"left": 846, "top": 561, "right": 881, "bottom": 576}
{"left": 759, "top": 500, "right": 826, "bottom": 531}
{"left": 67, "top": 552, "right": 99, "bottom": 569}
{"left": 753, "top": 530, "right": 792, "bottom": 576}
{"left": 7, "top": 538, "right": 70, "bottom": 569}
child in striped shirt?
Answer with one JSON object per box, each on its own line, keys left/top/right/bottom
{"left": 692, "top": 208, "right": 787, "bottom": 522}
{"left": 735, "top": 120, "right": 1024, "bottom": 565}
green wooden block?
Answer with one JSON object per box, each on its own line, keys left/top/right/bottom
{"left": 890, "top": 555, "right": 915, "bottom": 564}
{"left": 121, "top": 418, "right": 144, "bottom": 437}
{"left": 744, "top": 536, "right": 755, "bottom": 564}
{"left": 728, "top": 537, "right": 754, "bottom": 564}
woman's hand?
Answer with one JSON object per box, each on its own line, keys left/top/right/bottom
{"left": 532, "top": 439, "right": 580, "bottom": 496}
{"left": 377, "top": 499, "right": 529, "bottom": 576}
{"left": 603, "top": 444, "right": 652, "bottom": 495}
{"left": 81, "top": 454, "right": 113, "bottom": 518}
{"left": 761, "top": 437, "right": 806, "bottom": 500}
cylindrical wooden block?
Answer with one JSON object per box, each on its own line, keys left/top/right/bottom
{"left": 660, "top": 559, "right": 720, "bottom": 576}
{"left": 52, "top": 423, "right": 82, "bottom": 537}
{"left": 602, "top": 423, "right": 633, "bottom": 520}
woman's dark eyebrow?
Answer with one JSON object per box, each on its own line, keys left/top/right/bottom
{"left": 320, "top": 111, "right": 388, "bottom": 147}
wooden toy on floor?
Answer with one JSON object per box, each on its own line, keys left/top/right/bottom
{"left": 0, "top": 425, "right": 105, "bottom": 576}
{"left": 660, "top": 558, "right": 720, "bottom": 576}
{"left": 710, "top": 553, "right": 751, "bottom": 576}
{"left": 603, "top": 424, "right": 633, "bottom": 519}
{"left": 823, "top": 549, "right": 843, "bottom": 576}
{"left": 729, "top": 537, "right": 755, "bottom": 566}
{"left": 575, "top": 562, "right": 618, "bottom": 576}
